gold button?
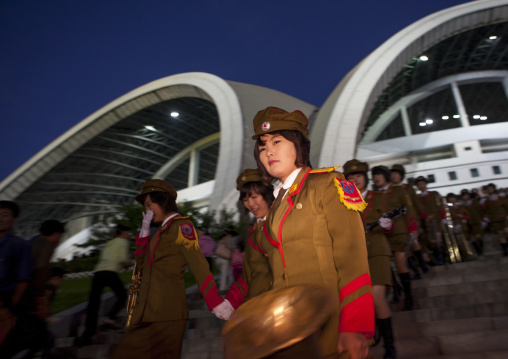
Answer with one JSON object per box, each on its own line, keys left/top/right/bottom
{"left": 296, "top": 203, "right": 303, "bottom": 209}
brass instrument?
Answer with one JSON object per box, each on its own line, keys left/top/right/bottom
{"left": 222, "top": 285, "right": 376, "bottom": 359}
{"left": 222, "top": 285, "right": 334, "bottom": 359}
{"left": 125, "top": 263, "right": 141, "bottom": 328}
{"left": 439, "top": 197, "right": 462, "bottom": 263}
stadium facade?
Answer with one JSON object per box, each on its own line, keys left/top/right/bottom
{"left": 1, "top": 0, "right": 507, "bottom": 259}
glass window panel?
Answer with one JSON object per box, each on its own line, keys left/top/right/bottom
{"left": 407, "top": 88, "right": 461, "bottom": 135}
{"left": 493, "top": 166, "right": 501, "bottom": 175}
{"left": 459, "top": 82, "right": 508, "bottom": 126}
{"left": 470, "top": 168, "right": 479, "bottom": 178}
{"left": 448, "top": 171, "right": 457, "bottom": 180}
{"left": 198, "top": 143, "right": 219, "bottom": 184}
{"left": 375, "top": 112, "right": 405, "bottom": 141}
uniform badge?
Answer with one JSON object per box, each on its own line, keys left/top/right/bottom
{"left": 180, "top": 223, "right": 196, "bottom": 240}
{"left": 262, "top": 121, "right": 270, "bottom": 131}
{"left": 334, "top": 178, "right": 367, "bottom": 212}
{"left": 288, "top": 184, "right": 298, "bottom": 194}
{"left": 177, "top": 222, "right": 200, "bottom": 250}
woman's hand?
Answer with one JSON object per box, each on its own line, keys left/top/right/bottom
{"left": 337, "top": 332, "right": 369, "bottom": 359}
{"left": 140, "top": 210, "right": 154, "bottom": 237}
{"left": 379, "top": 217, "right": 392, "bottom": 230}
{"left": 212, "top": 299, "right": 234, "bottom": 320}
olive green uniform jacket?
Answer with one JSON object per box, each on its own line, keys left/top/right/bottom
{"left": 361, "top": 191, "right": 393, "bottom": 286}
{"left": 384, "top": 184, "right": 418, "bottom": 252}
{"left": 362, "top": 191, "right": 393, "bottom": 258}
{"left": 225, "top": 222, "right": 272, "bottom": 309}
{"left": 480, "top": 195, "right": 508, "bottom": 232}
{"left": 260, "top": 167, "right": 375, "bottom": 357}
{"left": 132, "top": 215, "right": 223, "bottom": 324}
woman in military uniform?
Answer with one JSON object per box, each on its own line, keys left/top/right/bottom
{"left": 223, "top": 169, "right": 274, "bottom": 311}
{"left": 460, "top": 189, "right": 484, "bottom": 255}
{"left": 111, "top": 179, "right": 232, "bottom": 359}
{"left": 371, "top": 165, "right": 418, "bottom": 311}
{"left": 480, "top": 183, "right": 508, "bottom": 256}
{"left": 251, "top": 107, "right": 374, "bottom": 359}
{"left": 344, "top": 159, "right": 396, "bottom": 359}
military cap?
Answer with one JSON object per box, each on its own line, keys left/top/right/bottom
{"left": 415, "top": 176, "right": 427, "bottom": 184}
{"left": 135, "top": 179, "right": 177, "bottom": 204}
{"left": 236, "top": 169, "right": 262, "bottom": 191}
{"left": 391, "top": 164, "right": 405, "bottom": 176}
{"left": 252, "top": 106, "right": 309, "bottom": 139}
{"left": 343, "top": 159, "right": 369, "bottom": 177}
{"left": 371, "top": 165, "right": 390, "bottom": 176}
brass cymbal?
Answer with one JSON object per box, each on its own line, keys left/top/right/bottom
{"left": 222, "top": 284, "right": 336, "bottom": 359}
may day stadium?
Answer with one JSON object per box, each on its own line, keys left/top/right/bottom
{"left": 1, "top": 0, "right": 507, "bottom": 260}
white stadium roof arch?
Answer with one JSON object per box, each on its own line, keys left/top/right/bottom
{"left": 310, "top": 0, "right": 508, "bottom": 170}
{"left": 0, "top": 72, "right": 317, "bottom": 243}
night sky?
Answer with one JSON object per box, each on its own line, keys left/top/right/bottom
{"left": 0, "top": 0, "right": 469, "bottom": 183}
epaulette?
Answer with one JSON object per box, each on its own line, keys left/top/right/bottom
{"left": 333, "top": 178, "right": 367, "bottom": 212}
{"left": 175, "top": 221, "right": 200, "bottom": 250}
{"left": 310, "top": 166, "right": 340, "bottom": 174}
{"left": 173, "top": 215, "right": 190, "bottom": 220}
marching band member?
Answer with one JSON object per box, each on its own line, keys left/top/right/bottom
{"left": 345, "top": 159, "right": 397, "bottom": 359}
{"left": 111, "top": 179, "right": 232, "bottom": 359}
{"left": 251, "top": 107, "right": 374, "bottom": 359}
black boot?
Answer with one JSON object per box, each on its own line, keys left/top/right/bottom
{"left": 502, "top": 243, "right": 508, "bottom": 257}
{"left": 472, "top": 241, "right": 482, "bottom": 256}
{"left": 399, "top": 272, "right": 413, "bottom": 310}
{"left": 407, "top": 256, "right": 421, "bottom": 280}
{"left": 373, "top": 318, "right": 381, "bottom": 346}
{"left": 413, "top": 250, "right": 429, "bottom": 273}
{"left": 479, "top": 240, "right": 484, "bottom": 255}
{"left": 379, "top": 317, "right": 397, "bottom": 358}
{"left": 391, "top": 271, "right": 402, "bottom": 303}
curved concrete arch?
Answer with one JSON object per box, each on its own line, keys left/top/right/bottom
{"left": 0, "top": 72, "right": 243, "bottom": 210}
{"left": 310, "top": 0, "right": 508, "bottom": 168}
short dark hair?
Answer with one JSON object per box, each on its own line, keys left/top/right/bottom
{"left": 238, "top": 181, "right": 275, "bottom": 207}
{"left": 346, "top": 172, "right": 369, "bottom": 189}
{"left": 148, "top": 191, "right": 178, "bottom": 215}
{"left": 0, "top": 201, "right": 20, "bottom": 218}
{"left": 371, "top": 166, "right": 390, "bottom": 184}
{"left": 254, "top": 130, "right": 311, "bottom": 184}
{"left": 40, "top": 220, "right": 65, "bottom": 236}
{"left": 391, "top": 169, "right": 405, "bottom": 181}
{"left": 115, "top": 224, "right": 132, "bottom": 235}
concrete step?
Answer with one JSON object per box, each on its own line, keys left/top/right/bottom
{"left": 411, "top": 350, "right": 508, "bottom": 359}
{"left": 392, "top": 302, "right": 508, "bottom": 323}
{"left": 182, "top": 337, "right": 224, "bottom": 358}
{"left": 393, "top": 316, "right": 507, "bottom": 339}
{"left": 416, "top": 288, "right": 508, "bottom": 309}
{"left": 371, "top": 329, "right": 508, "bottom": 358}
{"left": 413, "top": 278, "right": 508, "bottom": 298}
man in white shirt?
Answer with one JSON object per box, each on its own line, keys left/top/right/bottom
{"left": 77, "top": 224, "right": 131, "bottom": 346}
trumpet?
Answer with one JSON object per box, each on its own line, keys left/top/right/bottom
{"left": 126, "top": 263, "right": 142, "bottom": 328}
{"left": 439, "top": 198, "right": 462, "bottom": 263}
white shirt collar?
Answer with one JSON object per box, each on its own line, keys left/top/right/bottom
{"left": 162, "top": 212, "right": 179, "bottom": 227}
{"left": 273, "top": 168, "right": 303, "bottom": 199}
{"left": 361, "top": 190, "right": 368, "bottom": 198}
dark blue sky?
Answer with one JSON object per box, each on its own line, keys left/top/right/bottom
{"left": 0, "top": 0, "right": 469, "bottom": 183}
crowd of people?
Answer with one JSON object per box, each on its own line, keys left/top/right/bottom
{"left": 1, "top": 106, "right": 507, "bottom": 359}
{"left": 0, "top": 201, "right": 65, "bottom": 358}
